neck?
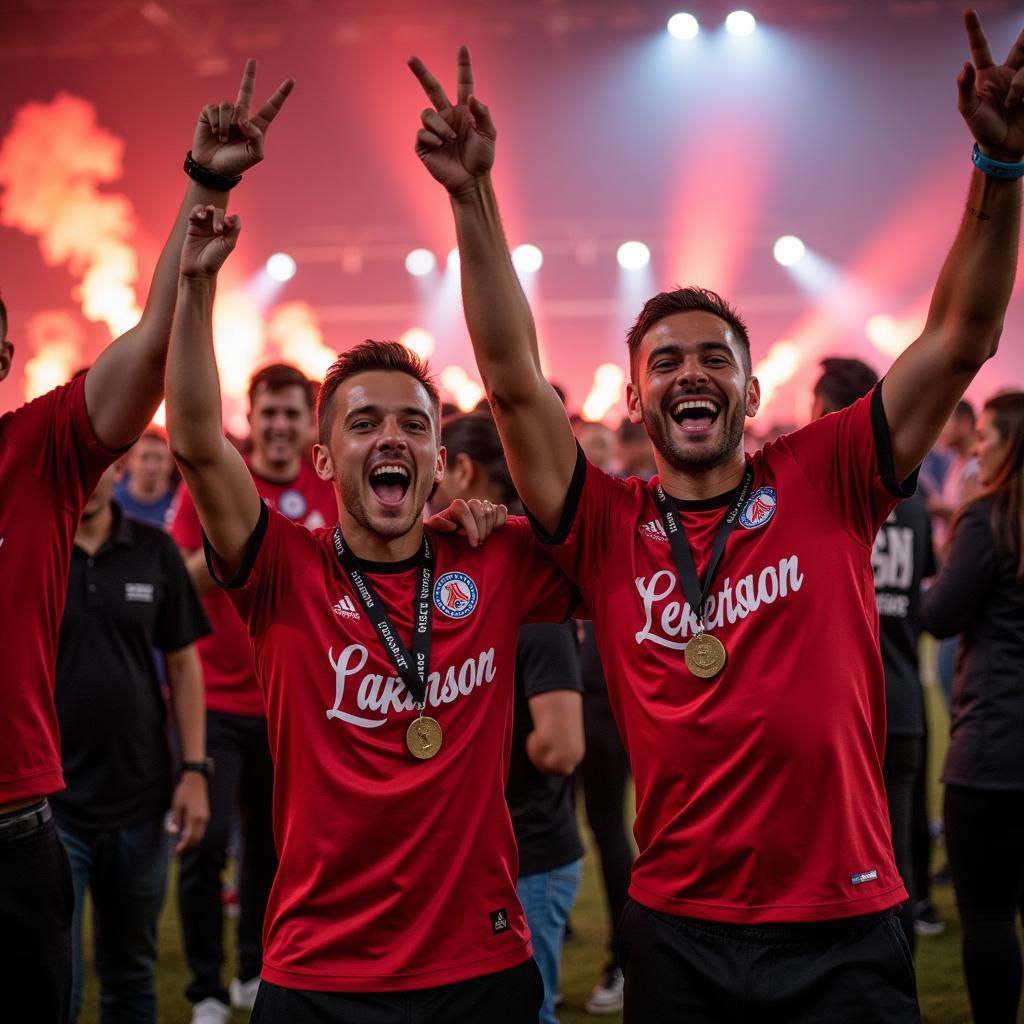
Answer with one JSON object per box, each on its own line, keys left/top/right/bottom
{"left": 250, "top": 450, "right": 300, "bottom": 483}
{"left": 340, "top": 513, "right": 425, "bottom": 564}
{"left": 657, "top": 448, "right": 747, "bottom": 501}
{"left": 128, "top": 476, "right": 162, "bottom": 502}
{"left": 76, "top": 501, "right": 114, "bottom": 552}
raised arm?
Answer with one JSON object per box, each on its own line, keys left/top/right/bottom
{"left": 84, "top": 60, "right": 293, "bottom": 450}
{"left": 883, "top": 10, "right": 1023, "bottom": 480}
{"left": 409, "top": 50, "right": 577, "bottom": 534}
{"left": 165, "top": 205, "right": 261, "bottom": 575}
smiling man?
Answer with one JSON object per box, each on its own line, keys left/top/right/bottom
{"left": 411, "top": 11, "right": 1024, "bottom": 1021}
{"left": 165, "top": 206, "right": 577, "bottom": 1024}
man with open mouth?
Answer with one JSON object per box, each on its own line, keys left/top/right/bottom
{"left": 411, "top": 10, "right": 1023, "bottom": 1021}
{"left": 165, "top": 200, "right": 579, "bottom": 1023}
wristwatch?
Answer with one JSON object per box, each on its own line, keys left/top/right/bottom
{"left": 180, "top": 757, "right": 215, "bottom": 779}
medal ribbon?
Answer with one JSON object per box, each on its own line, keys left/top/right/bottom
{"left": 332, "top": 528, "right": 433, "bottom": 709}
{"left": 652, "top": 464, "right": 754, "bottom": 630}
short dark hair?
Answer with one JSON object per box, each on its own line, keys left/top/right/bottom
{"left": 441, "top": 413, "right": 516, "bottom": 505}
{"left": 317, "top": 340, "right": 440, "bottom": 445}
{"left": 953, "top": 398, "right": 975, "bottom": 427}
{"left": 813, "top": 357, "right": 878, "bottom": 414}
{"left": 626, "top": 286, "right": 751, "bottom": 378}
{"left": 248, "top": 362, "right": 314, "bottom": 411}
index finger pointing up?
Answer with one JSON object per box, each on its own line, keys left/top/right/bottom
{"left": 236, "top": 58, "right": 257, "bottom": 117}
{"left": 964, "top": 9, "right": 995, "bottom": 70}
{"left": 408, "top": 56, "right": 452, "bottom": 111}
{"left": 457, "top": 45, "right": 474, "bottom": 105}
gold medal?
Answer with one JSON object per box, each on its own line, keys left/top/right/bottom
{"left": 406, "top": 716, "right": 443, "bottom": 760}
{"left": 685, "top": 631, "right": 727, "bottom": 679}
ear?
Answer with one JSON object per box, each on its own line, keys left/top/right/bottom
{"left": 0, "top": 340, "right": 14, "bottom": 383}
{"left": 312, "top": 442, "right": 334, "bottom": 482}
{"left": 434, "top": 445, "right": 447, "bottom": 486}
{"left": 626, "top": 380, "right": 644, "bottom": 425}
{"left": 745, "top": 375, "right": 761, "bottom": 419}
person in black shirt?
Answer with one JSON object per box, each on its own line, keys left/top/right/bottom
{"left": 812, "top": 358, "right": 936, "bottom": 953}
{"left": 921, "top": 391, "right": 1024, "bottom": 1024}
{"left": 54, "top": 456, "right": 210, "bottom": 1023}
{"left": 431, "top": 413, "right": 584, "bottom": 1024}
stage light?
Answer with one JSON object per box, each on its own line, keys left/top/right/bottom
{"left": 617, "top": 241, "right": 651, "bottom": 270}
{"left": 447, "top": 247, "right": 461, "bottom": 271}
{"left": 667, "top": 13, "right": 699, "bottom": 40}
{"left": 440, "top": 365, "right": 485, "bottom": 412}
{"left": 265, "top": 252, "right": 297, "bottom": 282}
{"left": 405, "top": 248, "right": 436, "bottom": 277}
{"left": 400, "top": 327, "right": 436, "bottom": 361}
{"left": 725, "top": 10, "right": 756, "bottom": 36}
{"left": 512, "top": 244, "right": 544, "bottom": 273}
{"left": 773, "top": 235, "right": 805, "bottom": 267}
{"left": 582, "top": 364, "right": 626, "bottom": 421}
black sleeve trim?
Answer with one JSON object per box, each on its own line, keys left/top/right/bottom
{"left": 523, "top": 443, "right": 588, "bottom": 546}
{"left": 203, "top": 501, "right": 269, "bottom": 590}
{"left": 871, "top": 382, "right": 919, "bottom": 499}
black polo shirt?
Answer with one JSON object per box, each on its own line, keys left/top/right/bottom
{"left": 51, "top": 503, "right": 210, "bottom": 831}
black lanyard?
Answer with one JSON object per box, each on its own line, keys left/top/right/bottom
{"left": 332, "top": 528, "right": 433, "bottom": 708}
{"left": 652, "top": 465, "right": 754, "bottom": 630}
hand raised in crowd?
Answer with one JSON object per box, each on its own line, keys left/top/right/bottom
{"left": 959, "top": 10, "right": 1024, "bottom": 160}
{"left": 427, "top": 497, "right": 507, "bottom": 547}
{"left": 168, "top": 772, "right": 210, "bottom": 855}
{"left": 180, "top": 205, "right": 241, "bottom": 279}
{"left": 192, "top": 58, "right": 295, "bottom": 177}
{"left": 408, "top": 46, "right": 496, "bottom": 194}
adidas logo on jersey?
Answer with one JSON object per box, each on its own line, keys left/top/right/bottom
{"left": 333, "top": 595, "right": 360, "bottom": 620}
{"left": 639, "top": 519, "right": 669, "bottom": 543}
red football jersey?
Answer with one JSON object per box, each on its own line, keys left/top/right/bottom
{"left": 171, "top": 460, "right": 336, "bottom": 717}
{"left": 216, "top": 509, "right": 574, "bottom": 991}
{"left": 539, "top": 386, "right": 910, "bottom": 923}
{"left": 0, "top": 378, "right": 119, "bottom": 804}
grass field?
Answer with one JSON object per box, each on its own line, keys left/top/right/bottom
{"left": 76, "top": 671, "right": 1016, "bottom": 1023}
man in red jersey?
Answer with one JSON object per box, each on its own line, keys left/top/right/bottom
{"left": 165, "top": 203, "right": 576, "bottom": 1024}
{"left": 171, "top": 362, "right": 336, "bottom": 1022}
{"left": 410, "top": 11, "right": 1023, "bottom": 1021}
{"left": 0, "top": 61, "right": 293, "bottom": 1024}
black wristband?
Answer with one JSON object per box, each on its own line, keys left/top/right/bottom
{"left": 181, "top": 757, "right": 215, "bottom": 779}
{"left": 183, "top": 151, "right": 242, "bottom": 192}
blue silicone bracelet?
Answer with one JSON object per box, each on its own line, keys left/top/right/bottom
{"left": 972, "top": 142, "right": 1024, "bottom": 180}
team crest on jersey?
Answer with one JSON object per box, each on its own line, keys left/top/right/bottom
{"left": 739, "top": 486, "right": 777, "bottom": 530}
{"left": 639, "top": 519, "right": 669, "bottom": 543}
{"left": 278, "top": 489, "right": 308, "bottom": 521}
{"left": 433, "top": 572, "right": 479, "bottom": 619}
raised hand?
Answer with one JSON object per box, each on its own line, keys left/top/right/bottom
{"left": 180, "top": 205, "right": 241, "bottom": 278}
{"left": 427, "top": 497, "right": 507, "bottom": 547}
{"left": 408, "top": 47, "right": 496, "bottom": 194}
{"left": 191, "top": 59, "right": 295, "bottom": 178}
{"left": 959, "top": 10, "right": 1024, "bottom": 161}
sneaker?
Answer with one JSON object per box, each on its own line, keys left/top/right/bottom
{"left": 914, "top": 899, "right": 946, "bottom": 936}
{"left": 189, "top": 998, "right": 230, "bottom": 1024}
{"left": 584, "top": 966, "right": 624, "bottom": 1015}
{"left": 230, "top": 975, "right": 261, "bottom": 1010}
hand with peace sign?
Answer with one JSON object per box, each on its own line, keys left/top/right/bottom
{"left": 408, "top": 47, "right": 496, "bottom": 195}
{"left": 191, "top": 59, "right": 295, "bottom": 179}
{"left": 959, "top": 9, "right": 1024, "bottom": 161}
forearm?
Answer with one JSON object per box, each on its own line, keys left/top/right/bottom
{"left": 525, "top": 729, "right": 581, "bottom": 776}
{"left": 166, "top": 647, "right": 206, "bottom": 762}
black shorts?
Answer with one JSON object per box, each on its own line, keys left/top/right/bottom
{"left": 251, "top": 958, "right": 543, "bottom": 1024}
{"left": 618, "top": 897, "right": 920, "bottom": 1024}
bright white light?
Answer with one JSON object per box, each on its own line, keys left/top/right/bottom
{"left": 512, "top": 244, "right": 544, "bottom": 273}
{"left": 582, "top": 363, "right": 626, "bottom": 421}
{"left": 667, "top": 12, "right": 699, "bottom": 40}
{"left": 265, "top": 252, "right": 297, "bottom": 283}
{"left": 773, "top": 235, "right": 805, "bottom": 267}
{"left": 400, "top": 327, "right": 436, "bottom": 361}
{"left": 617, "top": 241, "right": 651, "bottom": 270}
{"left": 440, "top": 365, "right": 485, "bottom": 412}
{"left": 447, "top": 247, "right": 461, "bottom": 271}
{"left": 725, "top": 10, "right": 756, "bottom": 36}
{"left": 404, "top": 248, "right": 436, "bottom": 277}
{"left": 865, "top": 313, "right": 916, "bottom": 357}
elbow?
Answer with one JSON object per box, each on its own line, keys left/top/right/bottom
{"left": 943, "top": 321, "right": 1003, "bottom": 373}
{"left": 529, "top": 734, "right": 585, "bottom": 776}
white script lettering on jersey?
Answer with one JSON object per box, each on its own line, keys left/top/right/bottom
{"left": 634, "top": 557, "right": 805, "bottom": 651}
{"left": 325, "top": 644, "right": 498, "bottom": 728}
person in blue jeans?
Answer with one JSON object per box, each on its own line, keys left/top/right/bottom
{"left": 431, "top": 413, "right": 586, "bottom": 1023}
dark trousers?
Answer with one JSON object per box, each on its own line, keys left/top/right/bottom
{"left": 58, "top": 816, "right": 169, "bottom": 1024}
{"left": 0, "top": 809, "right": 73, "bottom": 1024}
{"left": 944, "top": 785, "right": 1024, "bottom": 1024}
{"left": 910, "top": 715, "right": 932, "bottom": 908}
{"left": 883, "top": 735, "right": 923, "bottom": 954}
{"left": 251, "top": 959, "right": 543, "bottom": 1024}
{"left": 581, "top": 690, "right": 633, "bottom": 969}
{"left": 178, "top": 709, "right": 277, "bottom": 1005}
{"left": 618, "top": 898, "right": 920, "bottom": 1023}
